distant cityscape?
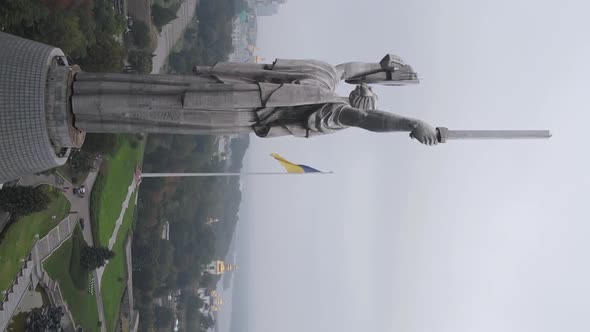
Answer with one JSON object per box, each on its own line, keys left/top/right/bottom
{"left": 228, "top": 0, "right": 288, "bottom": 63}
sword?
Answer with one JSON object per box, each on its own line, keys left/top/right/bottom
{"left": 435, "top": 127, "right": 552, "bottom": 143}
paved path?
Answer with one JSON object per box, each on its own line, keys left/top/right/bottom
{"left": 18, "top": 171, "right": 98, "bottom": 246}
{"left": 107, "top": 179, "right": 137, "bottom": 250}
{"left": 151, "top": 0, "right": 198, "bottom": 73}
{"left": 0, "top": 216, "right": 77, "bottom": 331}
{"left": 96, "top": 178, "right": 137, "bottom": 283}
{"left": 93, "top": 175, "right": 138, "bottom": 332}
{"left": 94, "top": 269, "right": 107, "bottom": 332}
{"left": 16, "top": 165, "right": 138, "bottom": 332}
{"left": 16, "top": 171, "right": 107, "bottom": 331}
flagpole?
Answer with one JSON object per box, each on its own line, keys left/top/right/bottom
{"left": 140, "top": 171, "right": 333, "bottom": 178}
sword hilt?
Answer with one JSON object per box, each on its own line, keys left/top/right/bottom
{"left": 436, "top": 127, "right": 449, "bottom": 143}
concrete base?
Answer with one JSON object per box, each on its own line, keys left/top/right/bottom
{"left": 0, "top": 32, "right": 85, "bottom": 182}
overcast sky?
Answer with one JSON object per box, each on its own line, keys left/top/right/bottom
{"left": 227, "top": 1, "right": 590, "bottom": 332}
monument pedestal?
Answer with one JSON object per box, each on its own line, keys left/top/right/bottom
{"left": 0, "top": 32, "right": 83, "bottom": 182}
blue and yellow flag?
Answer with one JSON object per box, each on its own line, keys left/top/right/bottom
{"left": 271, "top": 153, "right": 322, "bottom": 173}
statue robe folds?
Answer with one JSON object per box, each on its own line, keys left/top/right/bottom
{"left": 72, "top": 59, "right": 352, "bottom": 137}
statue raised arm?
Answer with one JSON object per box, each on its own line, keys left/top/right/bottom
{"left": 193, "top": 54, "right": 418, "bottom": 89}
{"left": 336, "top": 54, "right": 420, "bottom": 85}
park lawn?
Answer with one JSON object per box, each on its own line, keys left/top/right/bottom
{"left": 0, "top": 186, "right": 70, "bottom": 294}
{"left": 44, "top": 226, "right": 100, "bottom": 331}
{"left": 101, "top": 191, "right": 137, "bottom": 332}
{"left": 91, "top": 136, "right": 145, "bottom": 246}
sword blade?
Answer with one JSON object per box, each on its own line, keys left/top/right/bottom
{"left": 436, "top": 128, "right": 552, "bottom": 143}
{"left": 447, "top": 130, "right": 552, "bottom": 140}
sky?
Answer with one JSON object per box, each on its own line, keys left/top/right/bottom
{"left": 224, "top": 1, "right": 590, "bottom": 332}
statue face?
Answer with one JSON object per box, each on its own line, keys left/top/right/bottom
{"left": 345, "top": 65, "right": 420, "bottom": 86}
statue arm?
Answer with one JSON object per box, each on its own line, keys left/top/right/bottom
{"left": 335, "top": 62, "right": 383, "bottom": 81}
{"left": 336, "top": 106, "right": 439, "bottom": 145}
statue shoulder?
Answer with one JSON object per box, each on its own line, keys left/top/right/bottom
{"left": 272, "top": 59, "right": 340, "bottom": 91}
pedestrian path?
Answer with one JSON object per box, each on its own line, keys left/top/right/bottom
{"left": 96, "top": 177, "right": 137, "bottom": 285}
{"left": 107, "top": 178, "right": 137, "bottom": 250}
{"left": 0, "top": 216, "right": 77, "bottom": 331}
{"left": 151, "top": 0, "right": 198, "bottom": 73}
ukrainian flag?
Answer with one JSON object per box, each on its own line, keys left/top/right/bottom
{"left": 271, "top": 153, "right": 322, "bottom": 173}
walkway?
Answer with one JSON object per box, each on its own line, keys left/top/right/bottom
{"left": 15, "top": 171, "right": 107, "bottom": 331}
{"left": 91, "top": 176, "right": 137, "bottom": 332}
{"left": 108, "top": 179, "right": 137, "bottom": 250}
{"left": 41, "top": 272, "right": 76, "bottom": 332}
{"left": 96, "top": 177, "right": 137, "bottom": 283}
{"left": 18, "top": 171, "right": 99, "bottom": 246}
{"left": 0, "top": 216, "right": 77, "bottom": 331}
{"left": 151, "top": 0, "right": 198, "bottom": 73}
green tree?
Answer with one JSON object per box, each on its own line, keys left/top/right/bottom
{"left": 94, "top": 0, "right": 126, "bottom": 35}
{"left": 151, "top": 4, "right": 179, "bottom": 30}
{"left": 134, "top": 264, "right": 157, "bottom": 291}
{"left": 36, "top": 10, "right": 88, "bottom": 59}
{"left": 80, "top": 246, "right": 115, "bottom": 270}
{"left": 0, "top": 186, "right": 50, "bottom": 216}
{"left": 200, "top": 314, "right": 215, "bottom": 329}
{"left": 127, "top": 50, "right": 154, "bottom": 74}
{"left": 154, "top": 306, "right": 174, "bottom": 328}
{"left": 68, "top": 150, "right": 93, "bottom": 175}
{"left": 78, "top": 33, "right": 126, "bottom": 72}
{"left": 156, "top": 240, "right": 175, "bottom": 283}
{"left": 26, "top": 306, "right": 64, "bottom": 331}
{"left": 82, "top": 134, "right": 119, "bottom": 155}
{"left": 132, "top": 21, "right": 151, "bottom": 49}
{"left": 0, "top": 0, "right": 49, "bottom": 29}
{"left": 75, "top": 4, "right": 97, "bottom": 47}
{"left": 177, "top": 293, "right": 202, "bottom": 311}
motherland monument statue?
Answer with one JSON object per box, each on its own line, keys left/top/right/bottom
{"left": 0, "top": 32, "right": 550, "bottom": 182}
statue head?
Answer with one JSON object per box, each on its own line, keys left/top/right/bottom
{"left": 349, "top": 84, "right": 378, "bottom": 110}
{"left": 345, "top": 54, "right": 420, "bottom": 86}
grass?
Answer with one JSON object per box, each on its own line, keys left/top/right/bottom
{"left": 0, "top": 186, "right": 70, "bottom": 294}
{"left": 101, "top": 191, "right": 138, "bottom": 332}
{"left": 69, "top": 225, "right": 88, "bottom": 290}
{"left": 44, "top": 226, "right": 100, "bottom": 331}
{"left": 87, "top": 135, "right": 144, "bottom": 331}
{"left": 90, "top": 136, "right": 145, "bottom": 246}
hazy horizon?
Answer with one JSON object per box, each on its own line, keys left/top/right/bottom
{"left": 219, "top": 1, "right": 590, "bottom": 332}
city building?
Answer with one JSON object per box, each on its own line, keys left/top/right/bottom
{"left": 205, "top": 260, "right": 238, "bottom": 275}
{"left": 206, "top": 217, "right": 220, "bottom": 225}
{"left": 197, "top": 288, "right": 224, "bottom": 317}
{"left": 212, "top": 135, "right": 235, "bottom": 161}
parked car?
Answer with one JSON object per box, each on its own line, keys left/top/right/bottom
{"left": 79, "top": 218, "right": 85, "bottom": 230}
{"left": 73, "top": 185, "right": 86, "bottom": 197}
